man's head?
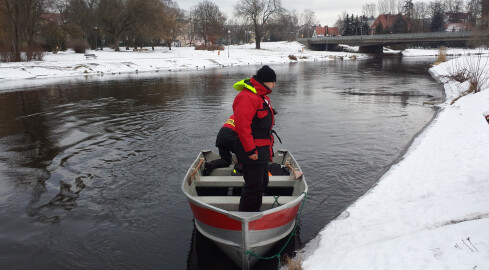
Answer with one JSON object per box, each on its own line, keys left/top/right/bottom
{"left": 256, "top": 65, "right": 276, "bottom": 89}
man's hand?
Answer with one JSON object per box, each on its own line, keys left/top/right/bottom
{"left": 248, "top": 153, "right": 258, "bottom": 160}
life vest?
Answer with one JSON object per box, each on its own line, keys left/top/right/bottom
{"left": 222, "top": 115, "right": 236, "bottom": 131}
{"left": 251, "top": 96, "right": 274, "bottom": 146}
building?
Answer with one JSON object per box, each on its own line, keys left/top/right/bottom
{"left": 312, "top": 26, "right": 340, "bottom": 37}
{"left": 446, "top": 12, "right": 470, "bottom": 23}
{"left": 445, "top": 22, "right": 471, "bottom": 32}
{"left": 370, "top": 14, "right": 410, "bottom": 34}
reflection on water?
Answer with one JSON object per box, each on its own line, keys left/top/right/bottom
{"left": 0, "top": 57, "right": 442, "bottom": 269}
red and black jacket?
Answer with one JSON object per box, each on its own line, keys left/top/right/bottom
{"left": 232, "top": 76, "right": 275, "bottom": 161}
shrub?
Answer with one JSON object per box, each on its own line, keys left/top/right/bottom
{"left": 282, "top": 254, "right": 303, "bottom": 270}
{"left": 0, "top": 43, "right": 14, "bottom": 62}
{"left": 68, "top": 38, "right": 89, "bottom": 53}
{"left": 442, "top": 48, "right": 489, "bottom": 103}
{"left": 24, "top": 44, "right": 45, "bottom": 61}
{"left": 194, "top": 44, "right": 225, "bottom": 51}
{"left": 436, "top": 46, "right": 447, "bottom": 63}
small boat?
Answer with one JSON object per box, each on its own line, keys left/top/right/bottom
{"left": 182, "top": 149, "right": 308, "bottom": 269}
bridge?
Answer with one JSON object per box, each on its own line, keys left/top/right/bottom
{"left": 298, "top": 31, "right": 477, "bottom": 53}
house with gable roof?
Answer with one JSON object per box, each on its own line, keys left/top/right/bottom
{"left": 312, "top": 26, "right": 340, "bottom": 37}
{"left": 370, "top": 14, "right": 411, "bottom": 34}
{"left": 445, "top": 12, "right": 473, "bottom": 32}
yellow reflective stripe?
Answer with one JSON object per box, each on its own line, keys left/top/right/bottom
{"left": 225, "top": 118, "right": 235, "bottom": 127}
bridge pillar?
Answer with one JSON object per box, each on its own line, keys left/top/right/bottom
{"left": 359, "top": 45, "right": 383, "bottom": 54}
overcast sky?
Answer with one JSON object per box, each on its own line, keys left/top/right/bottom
{"left": 176, "top": 0, "right": 364, "bottom": 26}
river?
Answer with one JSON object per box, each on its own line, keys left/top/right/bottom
{"left": 0, "top": 57, "right": 442, "bottom": 269}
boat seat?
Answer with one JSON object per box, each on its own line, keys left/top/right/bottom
{"left": 196, "top": 196, "right": 297, "bottom": 206}
{"left": 195, "top": 176, "right": 296, "bottom": 187}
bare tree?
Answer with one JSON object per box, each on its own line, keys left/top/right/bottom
{"left": 403, "top": 0, "right": 414, "bottom": 18}
{"left": 269, "top": 8, "right": 298, "bottom": 41}
{"left": 362, "top": 3, "right": 377, "bottom": 18}
{"left": 443, "top": 0, "right": 464, "bottom": 13}
{"left": 430, "top": 1, "right": 446, "bottom": 32}
{"left": 388, "top": 0, "right": 396, "bottom": 14}
{"left": 377, "top": 0, "right": 389, "bottom": 14}
{"left": 413, "top": 1, "right": 429, "bottom": 19}
{"left": 0, "top": 0, "right": 50, "bottom": 61}
{"left": 234, "top": 0, "right": 282, "bottom": 49}
{"left": 191, "top": 0, "right": 226, "bottom": 45}
{"left": 182, "top": 10, "right": 196, "bottom": 46}
{"left": 466, "top": 0, "right": 481, "bottom": 26}
{"left": 334, "top": 12, "right": 347, "bottom": 34}
{"left": 96, "top": 0, "right": 132, "bottom": 51}
{"left": 130, "top": 0, "right": 165, "bottom": 50}
{"left": 482, "top": 0, "right": 488, "bottom": 29}
{"left": 63, "top": 0, "right": 99, "bottom": 48}
{"left": 300, "top": 9, "right": 317, "bottom": 38}
{"left": 161, "top": 1, "right": 186, "bottom": 49}
{"left": 394, "top": 0, "right": 404, "bottom": 14}
{"left": 96, "top": 0, "right": 159, "bottom": 51}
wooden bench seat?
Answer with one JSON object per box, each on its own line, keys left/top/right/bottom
{"left": 195, "top": 175, "right": 295, "bottom": 187}
{"left": 197, "top": 196, "right": 297, "bottom": 206}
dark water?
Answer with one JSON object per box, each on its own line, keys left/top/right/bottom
{"left": 0, "top": 57, "right": 442, "bottom": 270}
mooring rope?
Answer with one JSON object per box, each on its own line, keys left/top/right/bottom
{"left": 271, "top": 195, "right": 281, "bottom": 208}
{"left": 245, "top": 191, "right": 308, "bottom": 268}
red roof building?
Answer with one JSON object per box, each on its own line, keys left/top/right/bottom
{"left": 41, "top": 13, "right": 63, "bottom": 24}
{"left": 313, "top": 26, "right": 340, "bottom": 37}
{"left": 370, "top": 14, "right": 410, "bottom": 34}
{"left": 446, "top": 12, "right": 470, "bottom": 23}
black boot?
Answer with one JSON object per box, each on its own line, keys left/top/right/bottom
{"left": 203, "top": 162, "right": 213, "bottom": 176}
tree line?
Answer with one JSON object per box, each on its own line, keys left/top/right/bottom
{"left": 336, "top": 0, "right": 483, "bottom": 36}
{"left": 0, "top": 0, "right": 316, "bottom": 62}
{"left": 0, "top": 0, "right": 486, "bottom": 62}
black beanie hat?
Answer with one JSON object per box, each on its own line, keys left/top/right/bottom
{"left": 256, "top": 65, "right": 276, "bottom": 83}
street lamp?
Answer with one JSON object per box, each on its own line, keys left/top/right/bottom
{"left": 228, "top": 30, "right": 230, "bottom": 58}
{"left": 94, "top": 27, "right": 98, "bottom": 50}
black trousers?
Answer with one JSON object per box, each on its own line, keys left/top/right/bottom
{"left": 207, "top": 127, "right": 237, "bottom": 170}
{"left": 239, "top": 163, "right": 269, "bottom": 212}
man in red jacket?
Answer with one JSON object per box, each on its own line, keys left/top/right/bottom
{"left": 232, "top": 65, "right": 277, "bottom": 212}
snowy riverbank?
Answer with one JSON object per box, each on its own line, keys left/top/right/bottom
{"left": 2, "top": 41, "right": 486, "bottom": 91}
{"left": 299, "top": 54, "right": 489, "bottom": 269}
{"left": 0, "top": 41, "right": 365, "bottom": 90}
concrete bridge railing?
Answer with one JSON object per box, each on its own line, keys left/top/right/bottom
{"left": 298, "top": 31, "right": 477, "bottom": 51}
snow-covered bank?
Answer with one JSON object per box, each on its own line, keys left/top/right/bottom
{"left": 0, "top": 41, "right": 365, "bottom": 90}
{"left": 2, "top": 40, "right": 488, "bottom": 91}
{"left": 402, "top": 47, "right": 489, "bottom": 57}
{"left": 299, "top": 55, "right": 489, "bottom": 269}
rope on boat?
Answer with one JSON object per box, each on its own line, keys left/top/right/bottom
{"left": 271, "top": 195, "right": 281, "bottom": 208}
{"left": 245, "top": 191, "right": 308, "bottom": 268}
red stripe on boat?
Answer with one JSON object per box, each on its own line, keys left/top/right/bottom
{"left": 189, "top": 200, "right": 301, "bottom": 231}
{"left": 189, "top": 202, "right": 242, "bottom": 230}
{"left": 250, "top": 203, "right": 300, "bottom": 230}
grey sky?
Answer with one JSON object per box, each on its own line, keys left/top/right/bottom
{"left": 176, "top": 0, "right": 435, "bottom": 27}
{"left": 176, "top": 0, "right": 363, "bottom": 26}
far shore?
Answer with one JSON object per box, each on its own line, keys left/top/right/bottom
{"left": 1, "top": 41, "right": 488, "bottom": 91}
